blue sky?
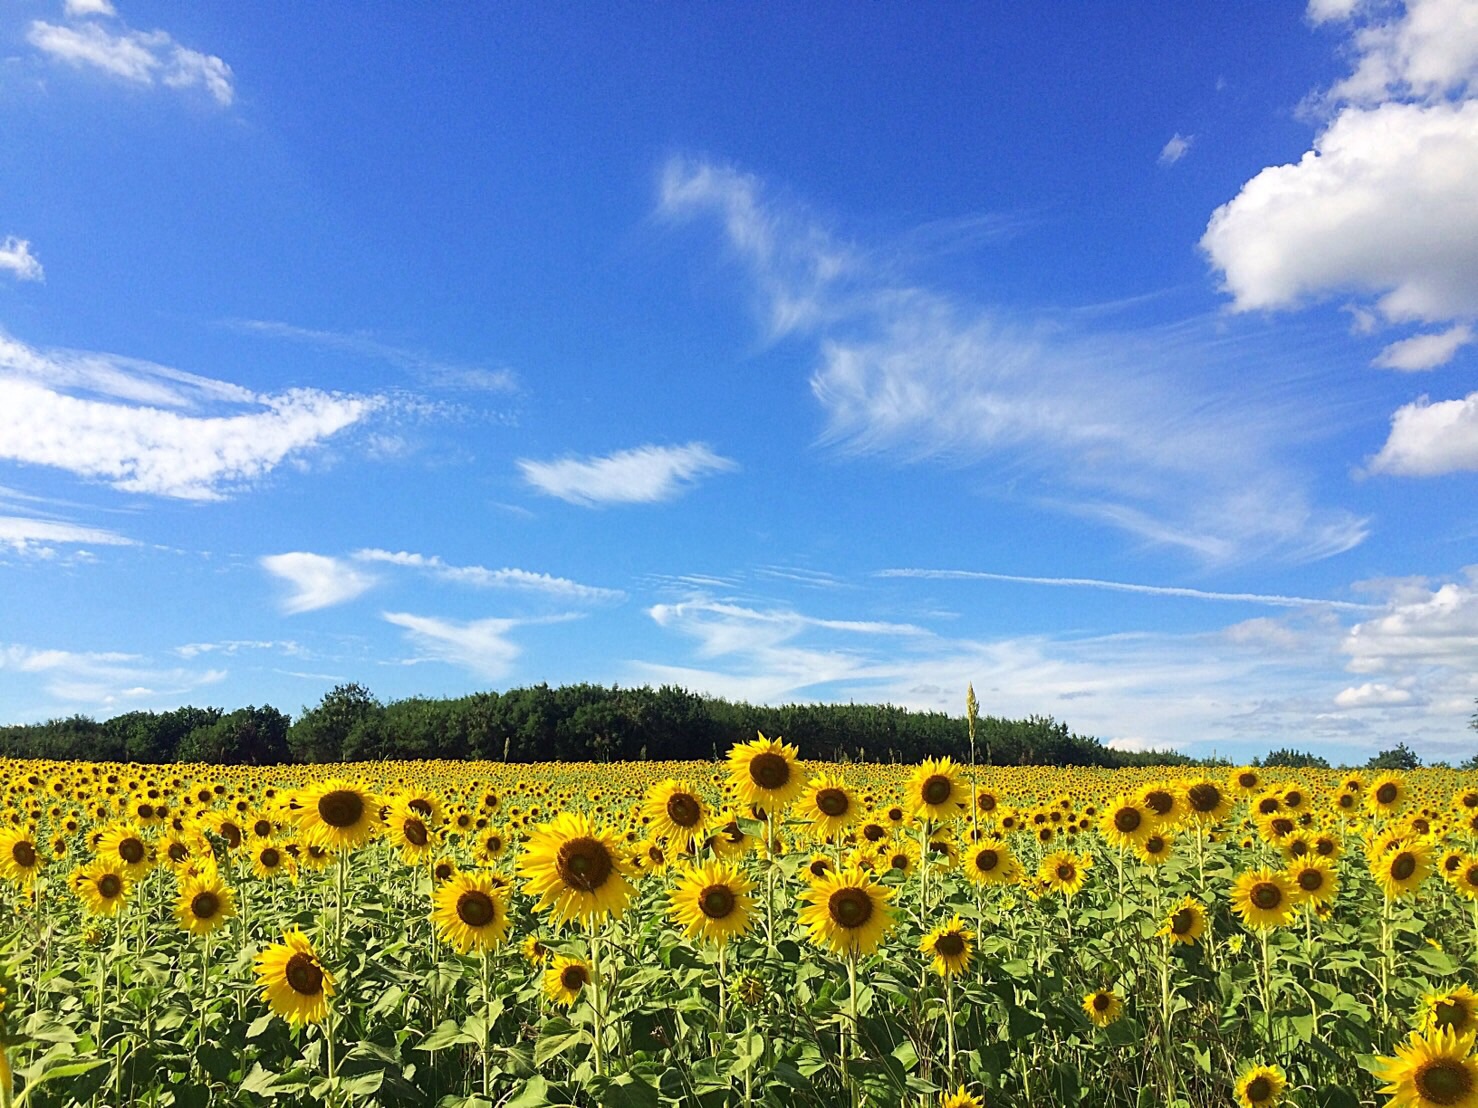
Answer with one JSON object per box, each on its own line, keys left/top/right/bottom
{"left": 3, "top": 1, "right": 1477, "bottom": 763}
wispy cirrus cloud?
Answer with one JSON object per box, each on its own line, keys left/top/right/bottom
{"left": 28, "top": 7, "right": 234, "bottom": 106}
{"left": 381, "top": 611, "right": 525, "bottom": 680}
{"left": 0, "top": 238, "right": 44, "bottom": 282}
{"left": 0, "top": 513, "right": 135, "bottom": 556}
{"left": 0, "top": 642, "right": 226, "bottom": 714}
{"left": 352, "top": 548, "right": 625, "bottom": 602}
{"left": 260, "top": 553, "right": 379, "bottom": 614}
{"left": 0, "top": 328, "right": 381, "bottom": 500}
{"left": 518, "top": 442, "right": 737, "bottom": 506}
{"left": 659, "top": 157, "right": 1367, "bottom": 564}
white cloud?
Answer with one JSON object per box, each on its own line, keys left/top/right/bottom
{"left": 0, "top": 238, "right": 44, "bottom": 282}
{"left": 1334, "top": 682, "right": 1418, "bottom": 707}
{"left": 0, "top": 513, "right": 134, "bottom": 555}
{"left": 28, "top": 18, "right": 233, "bottom": 106}
{"left": 1367, "top": 391, "right": 1478, "bottom": 475}
{"left": 381, "top": 611, "right": 522, "bottom": 680}
{"left": 1373, "top": 324, "right": 1474, "bottom": 370}
{"left": 0, "top": 642, "right": 224, "bottom": 711}
{"left": 662, "top": 157, "right": 1367, "bottom": 564}
{"left": 1158, "top": 133, "right": 1194, "bottom": 165}
{"left": 1203, "top": 100, "right": 1478, "bottom": 323}
{"left": 173, "top": 639, "right": 304, "bottom": 659}
{"left": 64, "top": 0, "right": 117, "bottom": 17}
{"left": 1107, "top": 735, "right": 1189, "bottom": 753}
{"left": 1315, "top": 0, "right": 1478, "bottom": 106}
{"left": 518, "top": 442, "right": 737, "bottom": 506}
{"left": 261, "top": 553, "right": 378, "bottom": 614}
{"left": 352, "top": 548, "right": 624, "bottom": 602}
{"left": 0, "top": 329, "right": 380, "bottom": 499}
{"left": 1343, "top": 567, "right": 1478, "bottom": 672}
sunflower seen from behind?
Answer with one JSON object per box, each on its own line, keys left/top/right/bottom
{"left": 254, "top": 929, "right": 334, "bottom": 1026}
{"left": 431, "top": 871, "right": 510, "bottom": 954}
{"left": 798, "top": 866, "right": 895, "bottom": 957}
{"left": 518, "top": 811, "right": 635, "bottom": 927}
{"left": 668, "top": 859, "right": 754, "bottom": 947}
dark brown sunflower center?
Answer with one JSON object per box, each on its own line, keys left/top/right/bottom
{"left": 978, "top": 793, "right": 998, "bottom": 812}
{"left": 403, "top": 819, "right": 428, "bottom": 847}
{"left": 1145, "top": 837, "right": 1165, "bottom": 855}
{"left": 816, "top": 788, "right": 850, "bottom": 817}
{"left": 168, "top": 842, "right": 189, "bottom": 862}
{"left": 1238, "top": 772, "right": 1258, "bottom": 789}
{"left": 647, "top": 845, "right": 665, "bottom": 864}
{"left": 285, "top": 952, "right": 324, "bottom": 996}
{"left": 408, "top": 798, "right": 433, "bottom": 817}
{"left": 1171, "top": 908, "right": 1195, "bottom": 934}
{"left": 486, "top": 835, "right": 503, "bottom": 853}
{"left": 1092, "top": 993, "right": 1111, "bottom": 1012}
{"left": 1463, "top": 793, "right": 1478, "bottom": 810}
{"left": 1187, "top": 784, "right": 1222, "bottom": 812}
{"left": 119, "top": 838, "right": 145, "bottom": 864}
{"left": 934, "top": 932, "right": 965, "bottom": 958}
{"left": 974, "top": 849, "right": 1000, "bottom": 872}
{"left": 921, "top": 776, "right": 952, "bottom": 806}
{"left": 1284, "top": 791, "right": 1303, "bottom": 808}
{"left": 435, "top": 862, "right": 454, "bottom": 881}
{"left": 1289, "top": 840, "right": 1309, "bottom": 857}
{"left": 1338, "top": 793, "right": 1355, "bottom": 808}
{"left": 99, "top": 873, "right": 122, "bottom": 898}
{"left": 191, "top": 891, "right": 221, "bottom": 919}
{"left": 1433, "top": 1000, "right": 1472, "bottom": 1032}
{"left": 808, "top": 859, "right": 832, "bottom": 877}
{"left": 221, "top": 823, "right": 242, "bottom": 849}
{"left": 1270, "top": 818, "right": 1294, "bottom": 837}
{"left": 1376, "top": 783, "right": 1399, "bottom": 805}
{"left": 1298, "top": 869, "right": 1325, "bottom": 892}
{"left": 259, "top": 847, "right": 280, "bottom": 868}
{"left": 828, "top": 887, "right": 874, "bottom": 930}
{"left": 665, "top": 793, "right": 702, "bottom": 828}
{"left": 863, "top": 823, "right": 886, "bottom": 843}
{"left": 1246, "top": 1076, "right": 1272, "bottom": 1102}
{"left": 699, "top": 884, "right": 736, "bottom": 919}
{"left": 1143, "top": 790, "right": 1173, "bottom": 816}
{"left": 560, "top": 965, "right": 589, "bottom": 991}
{"left": 1391, "top": 853, "right": 1418, "bottom": 881}
{"left": 1113, "top": 808, "right": 1142, "bottom": 834}
{"left": 12, "top": 841, "right": 36, "bottom": 868}
{"left": 253, "top": 820, "right": 272, "bottom": 837}
{"left": 1415, "top": 1058, "right": 1472, "bottom": 1104}
{"left": 457, "top": 890, "right": 496, "bottom": 928}
{"left": 1250, "top": 882, "right": 1283, "bottom": 910}
{"left": 1056, "top": 863, "right": 1076, "bottom": 882}
{"left": 1465, "top": 865, "right": 1478, "bottom": 889}
{"left": 1257, "top": 798, "right": 1280, "bottom": 816}
{"left": 748, "top": 752, "right": 791, "bottom": 791}
{"left": 556, "top": 837, "right": 613, "bottom": 892}
{"left": 318, "top": 789, "right": 365, "bottom": 829}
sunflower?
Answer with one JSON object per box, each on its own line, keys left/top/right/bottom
{"left": 797, "top": 867, "right": 895, "bottom": 957}
{"left": 798, "top": 773, "right": 860, "bottom": 841}
{"left": 1230, "top": 868, "right": 1297, "bottom": 930}
{"left": 1038, "top": 851, "right": 1089, "bottom": 900}
{"left": 1453, "top": 857, "right": 1478, "bottom": 902}
{"left": 1082, "top": 989, "right": 1123, "bottom": 1028}
{"left": 1374, "top": 1027, "right": 1478, "bottom": 1108}
{"left": 520, "top": 934, "right": 550, "bottom": 966}
{"left": 1423, "top": 987, "right": 1478, "bottom": 1038}
{"left": 0, "top": 828, "right": 41, "bottom": 888}
{"left": 95, "top": 822, "right": 152, "bottom": 880}
{"left": 642, "top": 779, "right": 710, "bottom": 850}
{"left": 431, "top": 872, "right": 510, "bottom": 953}
{"left": 1135, "top": 831, "right": 1174, "bottom": 866}
{"left": 254, "top": 929, "right": 334, "bottom": 1026}
{"left": 877, "top": 839, "right": 919, "bottom": 878}
{"left": 805, "top": 854, "right": 836, "bottom": 881}
{"left": 1372, "top": 839, "right": 1433, "bottom": 900}
{"left": 908, "top": 757, "right": 967, "bottom": 823}
{"left": 668, "top": 860, "right": 755, "bottom": 946}
{"left": 1235, "top": 1062, "right": 1287, "bottom": 1108}
{"left": 175, "top": 872, "right": 236, "bottom": 937}
{"left": 707, "top": 811, "right": 754, "bottom": 859}
{"left": 543, "top": 955, "right": 592, "bottom": 1008}
{"left": 920, "top": 915, "right": 974, "bottom": 978}
{"left": 74, "top": 860, "right": 131, "bottom": 916}
{"left": 250, "top": 841, "right": 296, "bottom": 882}
{"left": 1181, "top": 778, "right": 1234, "bottom": 825}
{"left": 1369, "top": 772, "right": 1409, "bottom": 818}
{"left": 962, "top": 838, "right": 1020, "bottom": 886}
{"left": 294, "top": 779, "right": 381, "bottom": 852}
{"left": 1231, "top": 767, "right": 1261, "bottom": 795}
{"left": 1102, "top": 795, "right": 1155, "bottom": 849}
{"left": 940, "top": 1086, "right": 985, "bottom": 1108}
{"left": 385, "top": 798, "right": 437, "bottom": 865}
{"left": 518, "top": 811, "right": 635, "bottom": 926}
{"left": 1286, "top": 857, "right": 1338, "bottom": 909}
{"left": 726, "top": 734, "right": 804, "bottom": 814}
{"left": 1157, "top": 896, "right": 1207, "bottom": 946}
{"left": 1138, "top": 784, "right": 1184, "bottom": 827}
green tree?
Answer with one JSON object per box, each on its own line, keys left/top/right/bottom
{"left": 1365, "top": 742, "right": 1421, "bottom": 771}
{"left": 289, "top": 683, "right": 382, "bottom": 762}
{"left": 179, "top": 706, "right": 290, "bottom": 764}
{"left": 1257, "top": 748, "right": 1332, "bottom": 769}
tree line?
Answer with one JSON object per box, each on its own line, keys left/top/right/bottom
{"left": 0, "top": 682, "right": 1205, "bottom": 767}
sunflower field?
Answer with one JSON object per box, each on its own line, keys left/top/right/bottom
{"left": 2, "top": 738, "right": 1478, "bottom": 1108}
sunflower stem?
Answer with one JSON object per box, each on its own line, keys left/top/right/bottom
{"left": 1259, "top": 929, "right": 1275, "bottom": 1055}
{"left": 715, "top": 943, "right": 727, "bottom": 1057}
{"left": 194, "top": 932, "right": 210, "bottom": 1084}
{"left": 589, "top": 926, "right": 606, "bottom": 1078}
{"left": 845, "top": 950, "right": 859, "bottom": 1108}
{"left": 945, "top": 970, "right": 956, "bottom": 1086}
{"left": 334, "top": 850, "right": 348, "bottom": 956}
{"left": 1159, "top": 936, "right": 1175, "bottom": 1106}
{"left": 480, "top": 949, "right": 492, "bottom": 1097}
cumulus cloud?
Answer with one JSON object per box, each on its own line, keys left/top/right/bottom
{"left": 1158, "top": 133, "right": 1194, "bottom": 165}
{"left": 1343, "top": 567, "right": 1478, "bottom": 671}
{"left": 1315, "top": 0, "right": 1478, "bottom": 106}
{"left": 28, "top": 16, "right": 234, "bottom": 106}
{"left": 662, "top": 156, "right": 1367, "bottom": 564}
{"left": 1366, "top": 391, "right": 1478, "bottom": 475}
{"left": 381, "top": 612, "right": 523, "bottom": 680}
{"left": 1334, "top": 682, "right": 1418, "bottom": 707}
{"left": 0, "top": 238, "right": 44, "bottom": 282}
{"left": 260, "top": 553, "right": 378, "bottom": 614}
{"left": 518, "top": 443, "right": 738, "bottom": 506}
{"left": 63, "top": 0, "right": 117, "bottom": 17}
{"left": 0, "top": 329, "right": 379, "bottom": 499}
{"left": 352, "top": 548, "right": 624, "bottom": 602}
{"left": 1373, "top": 324, "right": 1474, "bottom": 370}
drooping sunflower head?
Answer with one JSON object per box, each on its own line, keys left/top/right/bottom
{"left": 175, "top": 873, "right": 236, "bottom": 937}
{"left": 517, "top": 811, "right": 635, "bottom": 926}
{"left": 920, "top": 915, "right": 974, "bottom": 978}
{"left": 908, "top": 757, "right": 966, "bottom": 823}
{"left": 1230, "top": 868, "right": 1297, "bottom": 931}
{"left": 668, "top": 859, "right": 755, "bottom": 947}
{"left": 254, "top": 929, "right": 334, "bottom": 1026}
{"left": 431, "top": 872, "right": 510, "bottom": 953}
{"left": 542, "top": 955, "right": 592, "bottom": 1008}
{"left": 294, "top": 779, "right": 381, "bottom": 853}
{"left": 1374, "top": 1027, "right": 1478, "bottom": 1108}
{"left": 797, "top": 866, "right": 895, "bottom": 957}
{"left": 1158, "top": 896, "right": 1207, "bottom": 946}
{"left": 643, "top": 779, "right": 710, "bottom": 848}
{"left": 1082, "top": 988, "right": 1123, "bottom": 1028}
{"left": 726, "top": 734, "right": 804, "bottom": 813}
{"left": 1235, "top": 1062, "right": 1287, "bottom": 1108}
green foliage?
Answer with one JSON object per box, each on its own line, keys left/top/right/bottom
{"left": 1364, "top": 742, "right": 1421, "bottom": 771}
{"left": 1256, "top": 748, "right": 1332, "bottom": 769}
